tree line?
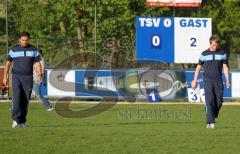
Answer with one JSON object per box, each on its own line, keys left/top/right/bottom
{"left": 0, "top": 0, "right": 239, "bottom": 69}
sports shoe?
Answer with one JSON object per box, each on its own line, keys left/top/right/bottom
{"left": 206, "top": 124, "right": 210, "bottom": 128}
{"left": 19, "top": 123, "right": 26, "bottom": 128}
{"left": 12, "top": 121, "right": 19, "bottom": 128}
{"left": 46, "top": 107, "right": 54, "bottom": 112}
{"left": 209, "top": 123, "right": 215, "bottom": 129}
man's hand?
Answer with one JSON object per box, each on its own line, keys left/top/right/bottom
{"left": 223, "top": 64, "right": 230, "bottom": 89}
{"left": 3, "top": 60, "right": 11, "bottom": 86}
{"left": 226, "top": 81, "right": 231, "bottom": 89}
{"left": 192, "top": 64, "right": 202, "bottom": 90}
{"left": 2, "top": 75, "right": 8, "bottom": 86}
{"left": 38, "top": 75, "right": 42, "bottom": 84}
{"left": 191, "top": 80, "right": 198, "bottom": 90}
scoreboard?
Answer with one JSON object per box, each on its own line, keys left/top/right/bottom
{"left": 136, "top": 17, "right": 212, "bottom": 63}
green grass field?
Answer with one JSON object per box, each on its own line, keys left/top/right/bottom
{"left": 1, "top": 102, "right": 240, "bottom": 154}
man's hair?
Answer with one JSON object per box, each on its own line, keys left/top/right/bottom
{"left": 18, "top": 31, "right": 30, "bottom": 39}
{"left": 209, "top": 35, "right": 220, "bottom": 44}
{"left": 38, "top": 49, "right": 42, "bottom": 55}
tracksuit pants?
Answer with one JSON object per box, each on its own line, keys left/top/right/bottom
{"left": 12, "top": 74, "right": 33, "bottom": 124}
{"left": 204, "top": 79, "right": 223, "bottom": 124}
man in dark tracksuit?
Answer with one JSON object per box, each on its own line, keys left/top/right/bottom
{"left": 2, "top": 32, "right": 42, "bottom": 128}
{"left": 192, "top": 35, "right": 230, "bottom": 129}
